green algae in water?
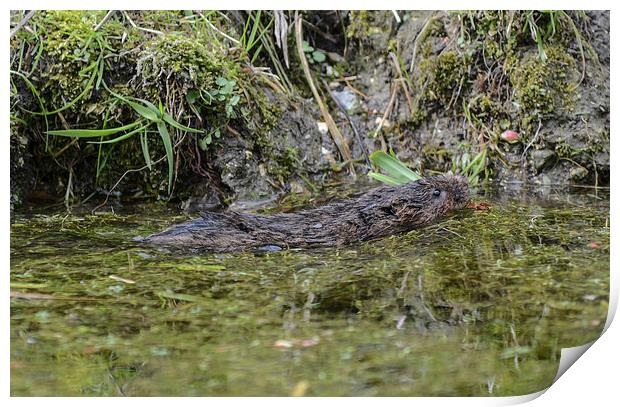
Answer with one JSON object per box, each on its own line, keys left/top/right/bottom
{"left": 10, "top": 191, "right": 609, "bottom": 396}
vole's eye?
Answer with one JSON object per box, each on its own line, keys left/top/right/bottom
{"left": 433, "top": 189, "right": 441, "bottom": 197}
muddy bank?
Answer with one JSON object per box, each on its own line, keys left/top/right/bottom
{"left": 332, "top": 10, "right": 609, "bottom": 186}
{"left": 10, "top": 11, "right": 609, "bottom": 210}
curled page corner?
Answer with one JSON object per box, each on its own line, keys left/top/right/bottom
{"left": 513, "top": 283, "right": 617, "bottom": 403}
{"left": 550, "top": 280, "right": 617, "bottom": 385}
{"left": 507, "top": 339, "right": 600, "bottom": 404}
{"left": 552, "top": 341, "right": 595, "bottom": 384}
{"left": 551, "top": 287, "right": 616, "bottom": 385}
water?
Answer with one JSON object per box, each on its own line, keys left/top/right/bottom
{"left": 10, "top": 186, "right": 610, "bottom": 396}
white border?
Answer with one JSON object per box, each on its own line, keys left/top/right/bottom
{"left": 5, "top": 2, "right": 617, "bottom": 405}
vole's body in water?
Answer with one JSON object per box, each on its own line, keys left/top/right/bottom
{"left": 143, "top": 175, "right": 470, "bottom": 252}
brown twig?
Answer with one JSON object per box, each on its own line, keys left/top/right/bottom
{"left": 344, "top": 79, "right": 368, "bottom": 99}
{"left": 94, "top": 10, "right": 117, "bottom": 31}
{"left": 372, "top": 81, "right": 399, "bottom": 139}
{"left": 10, "top": 10, "right": 37, "bottom": 38}
{"left": 294, "top": 12, "right": 354, "bottom": 175}
{"left": 389, "top": 52, "right": 414, "bottom": 115}
{"left": 322, "top": 79, "right": 371, "bottom": 170}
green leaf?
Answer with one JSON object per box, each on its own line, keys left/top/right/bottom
{"left": 245, "top": 10, "right": 262, "bottom": 52}
{"left": 198, "top": 135, "right": 211, "bottom": 151}
{"left": 87, "top": 123, "right": 150, "bottom": 144}
{"left": 229, "top": 95, "right": 240, "bottom": 106}
{"left": 302, "top": 40, "right": 314, "bottom": 52}
{"left": 312, "top": 50, "right": 326, "bottom": 63}
{"left": 369, "top": 151, "right": 421, "bottom": 184}
{"left": 140, "top": 130, "right": 152, "bottom": 170}
{"left": 462, "top": 149, "right": 486, "bottom": 176}
{"left": 220, "top": 81, "right": 235, "bottom": 95}
{"left": 126, "top": 99, "right": 160, "bottom": 122}
{"left": 95, "top": 58, "right": 104, "bottom": 90}
{"left": 162, "top": 113, "right": 203, "bottom": 133}
{"left": 47, "top": 121, "right": 142, "bottom": 138}
{"left": 186, "top": 89, "right": 200, "bottom": 104}
{"left": 103, "top": 83, "right": 160, "bottom": 122}
{"left": 156, "top": 291, "right": 203, "bottom": 303}
{"left": 368, "top": 172, "right": 404, "bottom": 186}
{"left": 157, "top": 121, "right": 174, "bottom": 195}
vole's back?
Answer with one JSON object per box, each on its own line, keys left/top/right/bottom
{"left": 142, "top": 175, "right": 470, "bottom": 252}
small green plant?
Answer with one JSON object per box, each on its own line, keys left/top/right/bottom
{"left": 368, "top": 150, "right": 421, "bottom": 186}
{"left": 188, "top": 76, "right": 240, "bottom": 118}
{"left": 197, "top": 128, "right": 221, "bottom": 151}
{"left": 240, "top": 11, "right": 274, "bottom": 63}
{"left": 369, "top": 149, "right": 486, "bottom": 187}
{"left": 46, "top": 84, "right": 203, "bottom": 195}
{"left": 301, "top": 41, "right": 326, "bottom": 64}
{"left": 451, "top": 148, "right": 488, "bottom": 186}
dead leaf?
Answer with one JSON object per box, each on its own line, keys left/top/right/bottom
{"left": 466, "top": 201, "right": 492, "bottom": 210}
{"left": 109, "top": 275, "right": 136, "bottom": 284}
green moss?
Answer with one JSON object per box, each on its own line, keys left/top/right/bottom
{"left": 10, "top": 10, "right": 290, "bottom": 203}
{"left": 417, "top": 16, "right": 447, "bottom": 59}
{"left": 29, "top": 11, "right": 116, "bottom": 112}
{"left": 399, "top": 11, "right": 594, "bottom": 181}
{"left": 346, "top": 11, "right": 384, "bottom": 40}
{"left": 508, "top": 45, "right": 577, "bottom": 117}
{"left": 136, "top": 32, "right": 233, "bottom": 90}
{"left": 272, "top": 147, "right": 300, "bottom": 181}
{"left": 411, "top": 51, "right": 472, "bottom": 124}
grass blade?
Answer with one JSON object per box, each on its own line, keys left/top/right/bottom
{"left": 88, "top": 123, "right": 150, "bottom": 144}
{"left": 102, "top": 81, "right": 161, "bottom": 121}
{"left": 156, "top": 121, "right": 174, "bottom": 194}
{"left": 140, "top": 129, "right": 152, "bottom": 170}
{"left": 368, "top": 172, "right": 404, "bottom": 186}
{"left": 162, "top": 113, "right": 203, "bottom": 133}
{"left": 246, "top": 11, "right": 262, "bottom": 51}
{"left": 369, "top": 151, "right": 421, "bottom": 183}
{"left": 126, "top": 99, "right": 160, "bottom": 122}
{"left": 247, "top": 15, "right": 273, "bottom": 52}
{"left": 47, "top": 121, "right": 142, "bottom": 138}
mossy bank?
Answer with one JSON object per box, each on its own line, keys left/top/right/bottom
{"left": 10, "top": 10, "right": 327, "bottom": 209}
{"left": 10, "top": 11, "right": 609, "bottom": 210}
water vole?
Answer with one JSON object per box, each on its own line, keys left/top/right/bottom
{"left": 143, "top": 175, "right": 470, "bottom": 252}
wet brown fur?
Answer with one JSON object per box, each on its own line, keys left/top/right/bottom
{"left": 143, "top": 175, "right": 470, "bottom": 252}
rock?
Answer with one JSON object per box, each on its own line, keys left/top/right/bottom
{"left": 332, "top": 88, "right": 359, "bottom": 112}
{"left": 327, "top": 51, "right": 345, "bottom": 63}
{"left": 531, "top": 150, "right": 556, "bottom": 173}
{"left": 594, "top": 151, "right": 610, "bottom": 167}
{"left": 570, "top": 166, "right": 589, "bottom": 181}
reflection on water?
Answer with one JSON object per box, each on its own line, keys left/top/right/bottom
{"left": 10, "top": 186, "right": 609, "bottom": 396}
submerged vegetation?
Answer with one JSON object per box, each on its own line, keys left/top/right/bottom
{"left": 10, "top": 188, "right": 609, "bottom": 395}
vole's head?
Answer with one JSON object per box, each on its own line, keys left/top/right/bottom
{"left": 409, "top": 175, "right": 470, "bottom": 221}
